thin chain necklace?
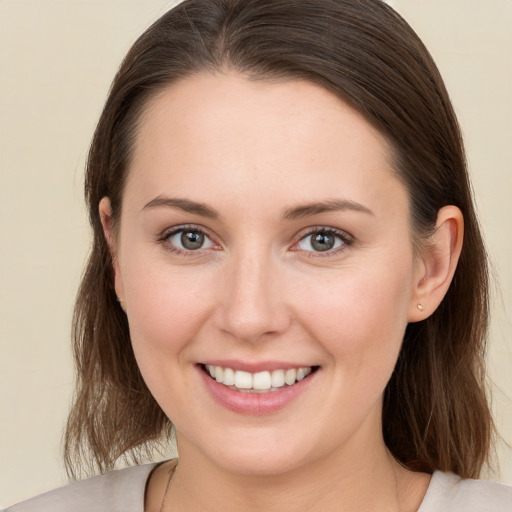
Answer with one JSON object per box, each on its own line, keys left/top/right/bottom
{"left": 159, "top": 461, "right": 177, "bottom": 512}
{"left": 158, "top": 459, "right": 403, "bottom": 512}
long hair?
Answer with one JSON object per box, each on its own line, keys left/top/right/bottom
{"left": 65, "top": 0, "right": 493, "bottom": 479}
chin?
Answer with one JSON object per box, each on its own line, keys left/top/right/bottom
{"left": 178, "top": 425, "right": 314, "bottom": 477}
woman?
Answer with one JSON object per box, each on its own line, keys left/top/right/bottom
{"left": 5, "top": 0, "right": 511, "bottom": 510}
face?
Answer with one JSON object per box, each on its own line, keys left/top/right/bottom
{"left": 105, "top": 73, "right": 423, "bottom": 476}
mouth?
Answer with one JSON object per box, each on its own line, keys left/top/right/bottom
{"left": 200, "top": 364, "right": 319, "bottom": 394}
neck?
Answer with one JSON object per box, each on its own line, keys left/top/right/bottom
{"left": 164, "top": 433, "right": 429, "bottom": 512}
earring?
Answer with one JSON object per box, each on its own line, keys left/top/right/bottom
{"left": 417, "top": 303, "right": 424, "bottom": 311}
{"left": 117, "top": 297, "right": 126, "bottom": 311}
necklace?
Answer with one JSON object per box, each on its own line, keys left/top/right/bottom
{"left": 158, "top": 458, "right": 404, "bottom": 512}
{"left": 159, "top": 460, "right": 177, "bottom": 512}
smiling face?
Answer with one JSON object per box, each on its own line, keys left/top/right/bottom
{"left": 103, "top": 73, "right": 424, "bottom": 476}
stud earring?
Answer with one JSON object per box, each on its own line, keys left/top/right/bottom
{"left": 417, "top": 303, "right": 424, "bottom": 311}
{"left": 117, "top": 297, "right": 126, "bottom": 311}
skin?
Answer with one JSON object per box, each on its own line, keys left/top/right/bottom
{"left": 100, "top": 73, "right": 463, "bottom": 511}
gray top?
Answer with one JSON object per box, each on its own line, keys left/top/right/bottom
{"left": 4, "top": 463, "right": 512, "bottom": 511}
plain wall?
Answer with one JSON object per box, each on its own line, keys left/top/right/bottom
{"left": 1, "top": 0, "right": 511, "bottom": 507}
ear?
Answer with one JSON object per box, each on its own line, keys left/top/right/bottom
{"left": 408, "top": 205, "right": 464, "bottom": 322}
{"left": 99, "top": 197, "right": 126, "bottom": 309}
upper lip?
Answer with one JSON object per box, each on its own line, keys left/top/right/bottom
{"left": 199, "top": 360, "right": 317, "bottom": 373}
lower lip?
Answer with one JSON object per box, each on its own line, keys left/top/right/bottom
{"left": 199, "top": 367, "right": 315, "bottom": 416}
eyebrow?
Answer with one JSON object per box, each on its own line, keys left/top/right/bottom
{"left": 142, "top": 196, "right": 374, "bottom": 220}
{"left": 282, "top": 199, "right": 374, "bottom": 220}
{"left": 142, "top": 196, "right": 218, "bottom": 218}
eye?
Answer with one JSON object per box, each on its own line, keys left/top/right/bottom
{"left": 165, "top": 227, "right": 215, "bottom": 252}
{"left": 296, "top": 229, "right": 349, "bottom": 253}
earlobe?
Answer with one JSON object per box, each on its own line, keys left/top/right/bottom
{"left": 99, "top": 197, "right": 126, "bottom": 305}
{"left": 408, "top": 205, "right": 464, "bottom": 322}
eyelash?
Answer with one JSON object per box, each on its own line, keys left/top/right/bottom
{"left": 158, "top": 224, "right": 216, "bottom": 257}
{"left": 157, "top": 225, "right": 353, "bottom": 257}
{"left": 293, "top": 227, "right": 353, "bottom": 258}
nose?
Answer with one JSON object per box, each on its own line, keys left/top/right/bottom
{"left": 217, "top": 251, "right": 291, "bottom": 343}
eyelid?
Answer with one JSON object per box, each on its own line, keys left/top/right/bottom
{"left": 291, "top": 226, "right": 354, "bottom": 255}
{"left": 157, "top": 224, "right": 353, "bottom": 257}
{"left": 158, "top": 224, "right": 220, "bottom": 255}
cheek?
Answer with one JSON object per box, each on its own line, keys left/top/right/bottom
{"left": 119, "top": 249, "right": 215, "bottom": 361}
{"left": 121, "top": 260, "right": 216, "bottom": 417}
{"left": 294, "top": 257, "right": 414, "bottom": 369}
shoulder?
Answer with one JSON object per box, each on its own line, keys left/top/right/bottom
{"left": 419, "top": 471, "right": 512, "bottom": 512}
{"left": 4, "top": 463, "right": 159, "bottom": 512}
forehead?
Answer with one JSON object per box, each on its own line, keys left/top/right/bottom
{"left": 125, "top": 72, "right": 406, "bottom": 221}
{"left": 134, "top": 72, "right": 391, "bottom": 163}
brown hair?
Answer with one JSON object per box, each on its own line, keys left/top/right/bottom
{"left": 65, "top": 0, "right": 494, "bottom": 479}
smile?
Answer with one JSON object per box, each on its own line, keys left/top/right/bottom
{"left": 204, "top": 364, "right": 314, "bottom": 393}
{"left": 199, "top": 363, "right": 319, "bottom": 415}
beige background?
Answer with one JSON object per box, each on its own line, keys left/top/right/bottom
{"left": 1, "top": 0, "right": 510, "bottom": 507}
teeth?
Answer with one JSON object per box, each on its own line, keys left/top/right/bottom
{"left": 234, "top": 370, "right": 253, "bottom": 389}
{"left": 297, "top": 367, "right": 311, "bottom": 381}
{"left": 271, "top": 369, "right": 285, "bottom": 388}
{"left": 205, "top": 365, "right": 313, "bottom": 391}
{"left": 253, "top": 371, "right": 272, "bottom": 390}
{"left": 223, "top": 367, "right": 235, "bottom": 386}
{"left": 285, "top": 369, "right": 297, "bottom": 386}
